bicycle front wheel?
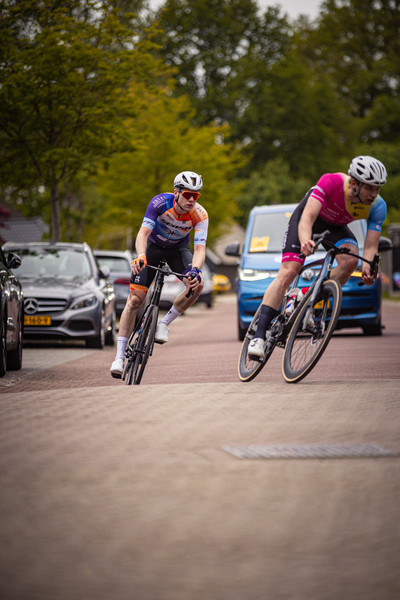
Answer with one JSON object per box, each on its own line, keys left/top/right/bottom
{"left": 134, "top": 305, "right": 158, "bottom": 385}
{"left": 238, "top": 307, "right": 278, "bottom": 382}
{"left": 282, "top": 279, "right": 342, "bottom": 383}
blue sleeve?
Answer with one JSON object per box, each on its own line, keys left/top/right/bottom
{"left": 367, "top": 196, "right": 387, "bottom": 232}
{"left": 142, "top": 194, "right": 169, "bottom": 230}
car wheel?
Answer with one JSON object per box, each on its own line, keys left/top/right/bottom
{"left": 0, "top": 310, "right": 7, "bottom": 377}
{"left": 238, "top": 314, "right": 247, "bottom": 342}
{"left": 362, "top": 317, "right": 382, "bottom": 336}
{"left": 203, "top": 292, "right": 213, "bottom": 308}
{"left": 86, "top": 307, "right": 105, "bottom": 349}
{"left": 105, "top": 309, "right": 116, "bottom": 346}
{"left": 7, "top": 307, "right": 23, "bottom": 371}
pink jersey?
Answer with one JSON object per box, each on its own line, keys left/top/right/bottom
{"left": 309, "top": 173, "right": 386, "bottom": 232}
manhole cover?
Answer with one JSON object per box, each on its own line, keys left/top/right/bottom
{"left": 222, "top": 443, "right": 398, "bottom": 459}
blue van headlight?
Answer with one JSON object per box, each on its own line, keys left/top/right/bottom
{"left": 239, "top": 268, "right": 277, "bottom": 281}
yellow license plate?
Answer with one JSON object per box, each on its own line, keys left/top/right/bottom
{"left": 24, "top": 315, "right": 52, "bottom": 326}
{"left": 314, "top": 300, "right": 324, "bottom": 309}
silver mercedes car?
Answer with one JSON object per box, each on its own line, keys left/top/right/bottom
{"left": 3, "top": 242, "right": 116, "bottom": 348}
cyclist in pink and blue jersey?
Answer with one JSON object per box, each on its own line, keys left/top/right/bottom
{"left": 110, "top": 171, "right": 208, "bottom": 378}
{"left": 248, "top": 155, "right": 388, "bottom": 360}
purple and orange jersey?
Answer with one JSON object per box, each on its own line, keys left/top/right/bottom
{"left": 141, "top": 193, "right": 209, "bottom": 248}
{"left": 310, "top": 173, "right": 387, "bottom": 232}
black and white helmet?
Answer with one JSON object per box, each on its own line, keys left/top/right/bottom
{"left": 174, "top": 171, "right": 203, "bottom": 191}
{"left": 348, "top": 155, "right": 387, "bottom": 186}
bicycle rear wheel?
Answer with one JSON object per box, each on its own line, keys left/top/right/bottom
{"left": 238, "top": 307, "right": 279, "bottom": 382}
{"left": 282, "top": 279, "right": 342, "bottom": 383}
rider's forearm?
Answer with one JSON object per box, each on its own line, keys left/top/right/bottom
{"left": 362, "top": 230, "right": 380, "bottom": 262}
{"left": 298, "top": 214, "right": 314, "bottom": 249}
{"left": 299, "top": 197, "right": 322, "bottom": 247}
{"left": 192, "top": 245, "right": 206, "bottom": 270}
{"left": 135, "top": 227, "right": 151, "bottom": 256}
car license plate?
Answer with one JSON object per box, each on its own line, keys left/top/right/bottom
{"left": 24, "top": 315, "right": 52, "bottom": 326}
{"left": 314, "top": 300, "right": 324, "bottom": 309}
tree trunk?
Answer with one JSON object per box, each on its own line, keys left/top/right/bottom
{"left": 50, "top": 182, "right": 60, "bottom": 242}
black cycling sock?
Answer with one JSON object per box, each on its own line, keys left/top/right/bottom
{"left": 254, "top": 305, "right": 280, "bottom": 340}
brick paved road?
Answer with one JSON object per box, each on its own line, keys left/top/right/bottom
{"left": 1, "top": 297, "right": 399, "bottom": 600}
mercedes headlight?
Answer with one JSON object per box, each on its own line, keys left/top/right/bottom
{"left": 71, "top": 295, "right": 97, "bottom": 310}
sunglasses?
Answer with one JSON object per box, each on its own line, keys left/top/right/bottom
{"left": 180, "top": 190, "right": 201, "bottom": 201}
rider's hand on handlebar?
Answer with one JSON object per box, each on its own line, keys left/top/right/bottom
{"left": 300, "top": 239, "right": 316, "bottom": 257}
{"left": 185, "top": 267, "right": 202, "bottom": 290}
{"left": 131, "top": 253, "right": 147, "bottom": 275}
{"left": 361, "top": 263, "right": 376, "bottom": 286}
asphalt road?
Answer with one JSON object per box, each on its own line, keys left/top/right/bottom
{"left": 1, "top": 296, "right": 400, "bottom": 600}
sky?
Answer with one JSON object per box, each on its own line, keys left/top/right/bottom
{"left": 149, "top": 0, "right": 323, "bottom": 21}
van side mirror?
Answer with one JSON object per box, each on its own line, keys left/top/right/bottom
{"left": 378, "top": 237, "right": 393, "bottom": 252}
{"left": 225, "top": 241, "right": 241, "bottom": 257}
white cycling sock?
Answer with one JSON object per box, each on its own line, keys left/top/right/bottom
{"left": 115, "top": 336, "right": 129, "bottom": 360}
{"left": 160, "top": 305, "right": 182, "bottom": 326}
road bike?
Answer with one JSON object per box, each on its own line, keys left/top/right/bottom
{"left": 238, "top": 231, "right": 381, "bottom": 384}
{"left": 122, "top": 259, "right": 193, "bottom": 385}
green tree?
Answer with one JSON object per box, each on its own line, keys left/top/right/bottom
{"left": 0, "top": 0, "right": 165, "bottom": 242}
{"left": 238, "top": 54, "right": 352, "bottom": 179}
{"left": 154, "top": 0, "right": 292, "bottom": 129}
{"left": 236, "top": 158, "right": 312, "bottom": 227}
{"left": 300, "top": 0, "right": 400, "bottom": 142}
{"left": 84, "top": 94, "right": 246, "bottom": 249}
{"left": 152, "top": 0, "right": 352, "bottom": 178}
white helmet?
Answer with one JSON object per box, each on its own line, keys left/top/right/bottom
{"left": 348, "top": 155, "right": 387, "bottom": 186}
{"left": 174, "top": 171, "right": 203, "bottom": 191}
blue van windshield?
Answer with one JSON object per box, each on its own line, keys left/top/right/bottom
{"left": 249, "top": 209, "right": 366, "bottom": 253}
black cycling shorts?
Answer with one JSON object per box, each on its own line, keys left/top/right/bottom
{"left": 130, "top": 242, "right": 193, "bottom": 291}
{"left": 282, "top": 190, "right": 358, "bottom": 264}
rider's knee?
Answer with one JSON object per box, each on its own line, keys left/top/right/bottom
{"left": 342, "top": 255, "right": 359, "bottom": 276}
{"left": 126, "top": 292, "right": 145, "bottom": 312}
{"left": 279, "top": 262, "right": 300, "bottom": 286}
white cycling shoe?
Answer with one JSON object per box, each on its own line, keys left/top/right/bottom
{"left": 155, "top": 322, "right": 169, "bottom": 344}
{"left": 110, "top": 358, "right": 124, "bottom": 379}
{"left": 248, "top": 337, "right": 265, "bottom": 360}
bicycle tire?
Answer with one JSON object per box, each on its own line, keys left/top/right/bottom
{"left": 124, "top": 305, "right": 151, "bottom": 386}
{"left": 124, "top": 330, "right": 141, "bottom": 385}
{"left": 134, "top": 305, "right": 158, "bottom": 385}
{"left": 282, "top": 279, "right": 342, "bottom": 383}
{"left": 238, "top": 307, "right": 278, "bottom": 382}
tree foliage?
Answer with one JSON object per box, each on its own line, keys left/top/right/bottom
{"left": 1, "top": 0, "right": 400, "bottom": 247}
{"left": 81, "top": 94, "right": 246, "bottom": 249}
{"left": 0, "top": 0, "right": 165, "bottom": 241}
{"left": 300, "top": 0, "right": 400, "bottom": 142}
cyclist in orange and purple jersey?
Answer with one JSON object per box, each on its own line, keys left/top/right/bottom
{"left": 110, "top": 171, "right": 208, "bottom": 378}
{"left": 248, "top": 155, "right": 388, "bottom": 360}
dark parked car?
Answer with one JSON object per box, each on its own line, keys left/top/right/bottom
{"left": 0, "top": 246, "right": 24, "bottom": 376}
{"left": 93, "top": 249, "right": 132, "bottom": 318}
{"left": 227, "top": 204, "right": 391, "bottom": 341}
{"left": 3, "top": 242, "right": 116, "bottom": 348}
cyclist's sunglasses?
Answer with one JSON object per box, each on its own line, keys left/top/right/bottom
{"left": 180, "top": 190, "right": 201, "bottom": 201}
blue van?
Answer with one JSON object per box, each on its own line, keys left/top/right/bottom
{"left": 226, "top": 204, "right": 386, "bottom": 340}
